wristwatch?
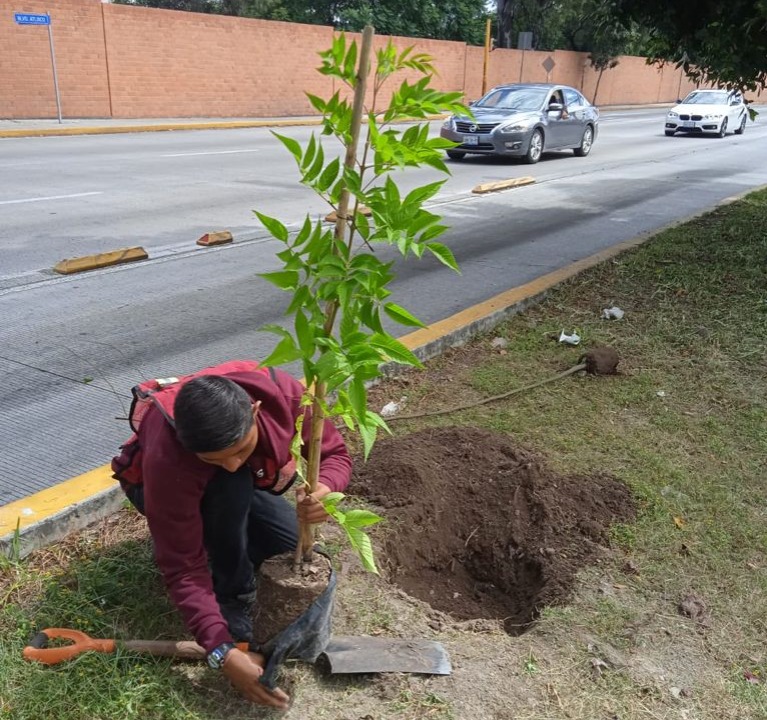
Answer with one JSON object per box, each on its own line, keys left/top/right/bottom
{"left": 206, "top": 642, "right": 236, "bottom": 670}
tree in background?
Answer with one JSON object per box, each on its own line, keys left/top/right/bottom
{"left": 113, "top": 0, "right": 491, "bottom": 44}
{"left": 609, "top": 0, "right": 767, "bottom": 92}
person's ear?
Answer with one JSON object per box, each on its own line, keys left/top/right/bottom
{"left": 252, "top": 401, "right": 262, "bottom": 419}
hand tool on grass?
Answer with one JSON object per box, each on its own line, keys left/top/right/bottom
{"left": 23, "top": 627, "right": 250, "bottom": 665}
{"left": 23, "top": 627, "right": 451, "bottom": 676}
{"left": 387, "top": 346, "right": 619, "bottom": 422}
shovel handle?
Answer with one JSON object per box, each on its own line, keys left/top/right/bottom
{"left": 23, "top": 628, "right": 116, "bottom": 664}
{"left": 23, "top": 628, "right": 249, "bottom": 665}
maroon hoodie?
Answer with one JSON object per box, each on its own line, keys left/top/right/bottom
{"left": 127, "top": 366, "right": 351, "bottom": 653}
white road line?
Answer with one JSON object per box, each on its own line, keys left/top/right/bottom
{"left": 161, "top": 149, "right": 261, "bottom": 157}
{"left": 0, "top": 191, "right": 103, "bottom": 206}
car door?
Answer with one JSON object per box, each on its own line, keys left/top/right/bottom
{"left": 728, "top": 92, "right": 745, "bottom": 126}
{"left": 545, "top": 90, "right": 570, "bottom": 148}
{"left": 563, "top": 88, "right": 590, "bottom": 145}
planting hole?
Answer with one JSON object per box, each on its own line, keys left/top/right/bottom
{"left": 351, "top": 427, "right": 635, "bottom": 634}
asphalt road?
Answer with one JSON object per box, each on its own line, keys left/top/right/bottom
{"left": 2, "top": 108, "right": 767, "bottom": 503}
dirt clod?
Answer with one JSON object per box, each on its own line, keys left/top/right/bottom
{"left": 580, "top": 346, "right": 620, "bottom": 375}
{"left": 351, "top": 426, "right": 636, "bottom": 633}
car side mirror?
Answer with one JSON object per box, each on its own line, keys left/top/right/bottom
{"left": 469, "top": 100, "right": 477, "bottom": 106}
{"left": 676, "top": 98, "right": 682, "bottom": 103}
{"left": 548, "top": 102, "right": 563, "bottom": 112}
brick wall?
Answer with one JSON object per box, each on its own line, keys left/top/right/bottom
{"left": 0, "top": 0, "right": 724, "bottom": 120}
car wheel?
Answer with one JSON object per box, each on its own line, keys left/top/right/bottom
{"left": 717, "top": 118, "right": 728, "bottom": 138}
{"left": 446, "top": 149, "right": 466, "bottom": 160}
{"left": 524, "top": 129, "right": 543, "bottom": 164}
{"left": 573, "top": 125, "right": 594, "bottom": 156}
{"left": 735, "top": 114, "right": 746, "bottom": 135}
{"left": 665, "top": 130, "right": 676, "bottom": 137}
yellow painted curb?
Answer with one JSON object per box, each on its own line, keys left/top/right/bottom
{"left": 398, "top": 233, "right": 648, "bottom": 349}
{"left": 0, "top": 115, "right": 447, "bottom": 139}
{"left": 197, "top": 230, "right": 233, "bottom": 247}
{"left": 472, "top": 176, "right": 536, "bottom": 194}
{"left": 0, "top": 466, "right": 115, "bottom": 536}
{"left": 53, "top": 246, "right": 148, "bottom": 275}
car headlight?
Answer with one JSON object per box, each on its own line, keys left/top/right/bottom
{"left": 441, "top": 117, "right": 455, "bottom": 130}
{"left": 667, "top": 111, "right": 679, "bottom": 118}
{"left": 704, "top": 113, "right": 724, "bottom": 120}
{"left": 499, "top": 121, "right": 532, "bottom": 132}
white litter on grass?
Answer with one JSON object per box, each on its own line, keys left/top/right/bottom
{"left": 491, "top": 337, "right": 509, "bottom": 349}
{"left": 656, "top": 391, "right": 666, "bottom": 398}
{"left": 558, "top": 329, "right": 581, "bottom": 345}
{"left": 601, "top": 306, "right": 625, "bottom": 320}
{"left": 381, "top": 397, "right": 407, "bottom": 417}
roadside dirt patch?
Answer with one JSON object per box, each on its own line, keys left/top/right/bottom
{"left": 351, "top": 426, "right": 636, "bottom": 633}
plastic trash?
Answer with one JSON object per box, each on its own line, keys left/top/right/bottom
{"left": 601, "top": 306, "right": 625, "bottom": 320}
{"left": 558, "top": 330, "right": 581, "bottom": 346}
{"left": 258, "top": 568, "right": 337, "bottom": 689}
{"left": 381, "top": 397, "right": 406, "bottom": 417}
{"left": 490, "top": 337, "right": 509, "bottom": 349}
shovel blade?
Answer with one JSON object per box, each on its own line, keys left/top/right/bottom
{"left": 317, "top": 636, "right": 451, "bottom": 675}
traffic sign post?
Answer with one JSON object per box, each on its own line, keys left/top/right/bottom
{"left": 14, "top": 12, "right": 62, "bottom": 123}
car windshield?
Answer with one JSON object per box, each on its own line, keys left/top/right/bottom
{"left": 476, "top": 87, "right": 548, "bottom": 111}
{"left": 682, "top": 91, "right": 730, "bottom": 105}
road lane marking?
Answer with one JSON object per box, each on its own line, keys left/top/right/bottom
{"left": 0, "top": 191, "right": 103, "bottom": 206}
{"left": 161, "top": 149, "right": 261, "bottom": 157}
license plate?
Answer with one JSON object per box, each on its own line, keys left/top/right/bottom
{"left": 463, "top": 135, "right": 479, "bottom": 145}
{"left": 682, "top": 121, "right": 695, "bottom": 128}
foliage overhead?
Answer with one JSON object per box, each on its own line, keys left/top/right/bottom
{"left": 609, "top": 0, "right": 767, "bottom": 92}
{"left": 112, "top": 0, "right": 492, "bottom": 45}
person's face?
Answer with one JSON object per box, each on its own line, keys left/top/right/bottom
{"left": 195, "top": 402, "right": 260, "bottom": 473}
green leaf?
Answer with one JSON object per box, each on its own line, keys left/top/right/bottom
{"left": 384, "top": 302, "right": 427, "bottom": 328}
{"left": 404, "top": 180, "right": 445, "bottom": 206}
{"left": 426, "top": 242, "right": 460, "bottom": 272}
{"left": 261, "top": 335, "right": 303, "bottom": 366}
{"left": 348, "top": 377, "right": 367, "bottom": 419}
{"left": 272, "top": 132, "right": 302, "bottom": 164}
{"left": 294, "top": 310, "right": 314, "bottom": 355}
{"left": 317, "top": 157, "right": 341, "bottom": 193}
{"left": 258, "top": 270, "right": 299, "bottom": 290}
{"left": 254, "top": 212, "right": 289, "bottom": 242}
{"left": 345, "top": 526, "right": 378, "bottom": 574}
{"left": 306, "top": 93, "right": 326, "bottom": 114}
{"left": 303, "top": 142, "right": 326, "bottom": 183}
{"left": 344, "top": 508, "right": 383, "bottom": 529}
{"left": 369, "top": 334, "right": 424, "bottom": 367}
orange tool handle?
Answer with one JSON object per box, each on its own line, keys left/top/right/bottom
{"left": 23, "top": 628, "right": 116, "bottom": 664}
{"left": 23, "top": 628, "right": 250, "bottom": 665}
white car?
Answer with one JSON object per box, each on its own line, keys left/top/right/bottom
{"left": 665, "top": 89, "right": 748, "bottom": 137}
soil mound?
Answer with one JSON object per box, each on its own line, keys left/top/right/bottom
{"left": 350, "top": 426, "right": 636, "bottom": 634}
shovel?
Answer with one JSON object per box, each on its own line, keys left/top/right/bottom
{"left": 24, "top": 627, "right": 451, "bottom": 676}
{"left": 22, "top": 627, "right": 250, "bottom": 665}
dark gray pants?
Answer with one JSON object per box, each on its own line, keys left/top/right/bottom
{"left": 126, "top": 464, "right": 298, "bottom": 601}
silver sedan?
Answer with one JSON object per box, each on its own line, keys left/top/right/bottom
{"left": 440, "top": 83, "right": 599, "bottom": 164}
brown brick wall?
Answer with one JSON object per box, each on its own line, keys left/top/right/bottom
{"left": 0, "top": 0, "right": 111, "bottom": 118}
{"left": 0, "top": 0, "right": 745, "bottom": 120}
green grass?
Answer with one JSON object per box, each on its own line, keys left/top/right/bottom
{"left": 2, "top": 190, "right": 767, "bottom": 719}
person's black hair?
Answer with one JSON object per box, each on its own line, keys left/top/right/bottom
{"left": 173, "top": 375, "right": 254, "bottom": 453}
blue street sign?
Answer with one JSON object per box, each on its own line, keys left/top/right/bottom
{"left": 14, "top": 12, "right": 50, "bottom": 25}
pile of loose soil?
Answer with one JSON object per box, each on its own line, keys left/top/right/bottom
{"left": 350, "top": 426, "right": 636, "bottom": 634}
